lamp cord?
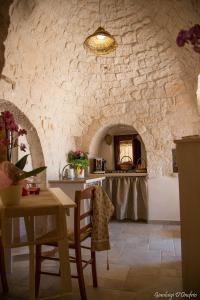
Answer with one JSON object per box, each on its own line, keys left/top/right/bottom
{"left": 99, "top": 0, "right": 101, "bottom": 26}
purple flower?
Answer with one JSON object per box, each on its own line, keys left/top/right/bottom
{"left": 20, "top": 143, "right": 26, "bottom": 152}
{"left": 1, "top": 111, "right": 19, "bottom": 132}
{"left": 18, "top": 129, "right": 27, "bottom": 136}
{"left": 176, "top": 24, "right": 200, "bottom": 53}
{"left": 176, "top": 30, "right": 188, "bottom": 47}
{"left": 0, "top": 110, "right": 28, "bottom": 161}
{"left": 190, "top": 24, "right": 200, "bottom": 37}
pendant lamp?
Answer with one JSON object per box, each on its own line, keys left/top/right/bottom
{"left": 83, "top": 0, "right": 117, "bottom": 55}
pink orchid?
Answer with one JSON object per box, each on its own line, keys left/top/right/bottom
{"left": 177, "top": 24, "right": 200, "bottom": 53}
{"left": 20, "top": 143, "right": 26, "bottom": 152}
{"left": 18, "top": 129, "right": 27, "bottom": 136}
{"left": 0, "top": 110, "right": 27, "bottom": 161}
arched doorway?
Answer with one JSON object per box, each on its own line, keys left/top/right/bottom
{"left": 89, "top": 123, "right": 148, "bottom": 222}
{"left": 89, "top": 123, "right": 147, "bottom": 172}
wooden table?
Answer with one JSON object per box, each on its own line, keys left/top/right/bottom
{"left": 0, "top": 188, "right": 76, "bottom": 300}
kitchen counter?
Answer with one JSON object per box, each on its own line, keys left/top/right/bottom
{"left": 49, "top": 175, "right": 105, "bottom": 184}
{"left": 103, "top": 172, "right": 147, "bottom": 177}
{"left": 48, "top": 176, "right": 105, "bottom": 231}
{"left": 49, "top": 174, "right": 148, "bottom": 223}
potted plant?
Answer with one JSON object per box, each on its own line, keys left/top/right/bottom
{"left": 68, "top": 150, "right": 88, "bottom": 178}
{"left": 0, "top": 110, "right": 46, "bottom": 205}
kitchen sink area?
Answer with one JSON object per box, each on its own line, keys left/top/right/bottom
{"left": 89, "top": 124, "right": 148, "bottom": 222}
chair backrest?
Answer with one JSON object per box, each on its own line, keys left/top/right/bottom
{"left": 74, "top": 186, "right": 95, "bottom": 244}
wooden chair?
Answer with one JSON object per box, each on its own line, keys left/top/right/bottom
{"left": 35, "top": 186, "right": 97, "bottom": 300}
{"left": 0, "top": 235, "right": 9, "bottom": 294}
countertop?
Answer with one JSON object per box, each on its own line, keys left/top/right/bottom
{"left": 49, "top": 173, "right": 148, "bottom": 184}
{"left": 49, "top": 175, "right": 106, "bottom": 184}
{"left": 104, "top": 172, "right": 147, "bottom": 177}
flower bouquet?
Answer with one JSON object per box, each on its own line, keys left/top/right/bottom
{"left": 0, "top": 110, "right": 46, "bottom": 205}
{"left": 0, "top": 110, "right": 27, "bottom": 161}
{"left": 68, "top": 150, "right": 88, "bottom": 178}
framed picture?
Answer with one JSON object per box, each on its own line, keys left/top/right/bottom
{"left": 172, "top": 148, "right": 178, "bottom": 173}
{"left": 94, "top": 158, "right": 103, "bottom": 171}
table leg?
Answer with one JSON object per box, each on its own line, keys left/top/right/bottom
{"left": 24, "top": 216, "right": 36, "bottom": 300}
{"left": 57, "top": 239, "right": 72, "bottom": 294}
{"left": 4, "top": 248, "right": 12, "bottom": 273}
{"left": 29, "top": 244, "right": 36, "bottom": 300}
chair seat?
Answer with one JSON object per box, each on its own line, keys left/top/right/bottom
{"left": 38, "top": 228, "right": 92, "bottom": 248}
{"left": 68, "top": 228, "right": 92, "bottom": 247}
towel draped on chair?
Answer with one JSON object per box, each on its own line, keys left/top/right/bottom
{"left": 91, "top": 186, "right": 114, "bottom": 251}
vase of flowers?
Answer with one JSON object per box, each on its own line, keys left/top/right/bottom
{"left": 68, "top": 150, "right": 88, "bottom": 178}
{"left": 0, "top": 110, "right": 46, "bottom": 206}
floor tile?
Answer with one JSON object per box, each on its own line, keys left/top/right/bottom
{"left": 2, "top": 222, "right": 182, "bottom": 300}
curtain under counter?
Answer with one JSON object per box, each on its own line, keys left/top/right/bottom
{"left": 103, "top": 176, "right": 148, "bottom": 221}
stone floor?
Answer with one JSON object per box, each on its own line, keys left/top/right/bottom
{"left": 0, "top": 221, "right": 182, "bottom": 300}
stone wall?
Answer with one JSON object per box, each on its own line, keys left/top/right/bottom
{"left": 0, "top": 0, "right": 13, "bottom": 74}
{"left": 0, "top": 0, "right": 200, "bottom": 179}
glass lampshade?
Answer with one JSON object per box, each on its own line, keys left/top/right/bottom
{"left": 84, "top": 26, "right": 117, "bottom": 55}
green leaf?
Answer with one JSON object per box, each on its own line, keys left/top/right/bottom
{"left": 17, "top": 166, "right": 47, "bottom": 181}
{"left": 15, "top": 154, "right": 29, "bottom": 170}
{"left": 68, "top": 158, "right": 88, "bottom": 168}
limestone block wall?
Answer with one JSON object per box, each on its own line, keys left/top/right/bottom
{"left": 0, "top": 0, "right": 13, "bottom": 74}
{"left": 0, "top": 0, "right": 200, "bottom": 180}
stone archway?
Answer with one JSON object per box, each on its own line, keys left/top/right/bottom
{"left": 88, "top": 122, "right": 147, "bottom": 171}
{"left": 75, "top": 117, "right": 151, "bottom": 171}
{"left": 0, "top": 0, "right": 13, "bottom": 75}
{"left": 89, "top": 123, "right": 145, "bottom": 154}
{"left": 0, "top": 99, "right": 46, "bottom": 187}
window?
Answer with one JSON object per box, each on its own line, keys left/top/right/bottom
{"left": 114, "top": 134, "right": 141, "bottom": 170}
{"left": 119, "top": 139, "right": 133, "bottom": 161}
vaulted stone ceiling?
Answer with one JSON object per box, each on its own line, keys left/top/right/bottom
{"left": 0, "top": 0, "right": 200, "bottom": 178}
{"left": 0, "top": 0, "right": 13, "bottom": 74}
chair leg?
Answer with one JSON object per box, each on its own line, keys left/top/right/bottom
{"left": 0, "top": 241, "right": 8, "bottom": 294}
{"left": 91, "top": 251, "right": 97, "bottom": 287}
{"left": 35, "top": 245, "right": 42, "bottom": 298}
{"left": 75, "top": 248, "right": 87, "bottom": 300}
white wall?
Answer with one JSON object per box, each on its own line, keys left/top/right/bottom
{"left": 148, "top": 176, "right": 180, "bottom": 221}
